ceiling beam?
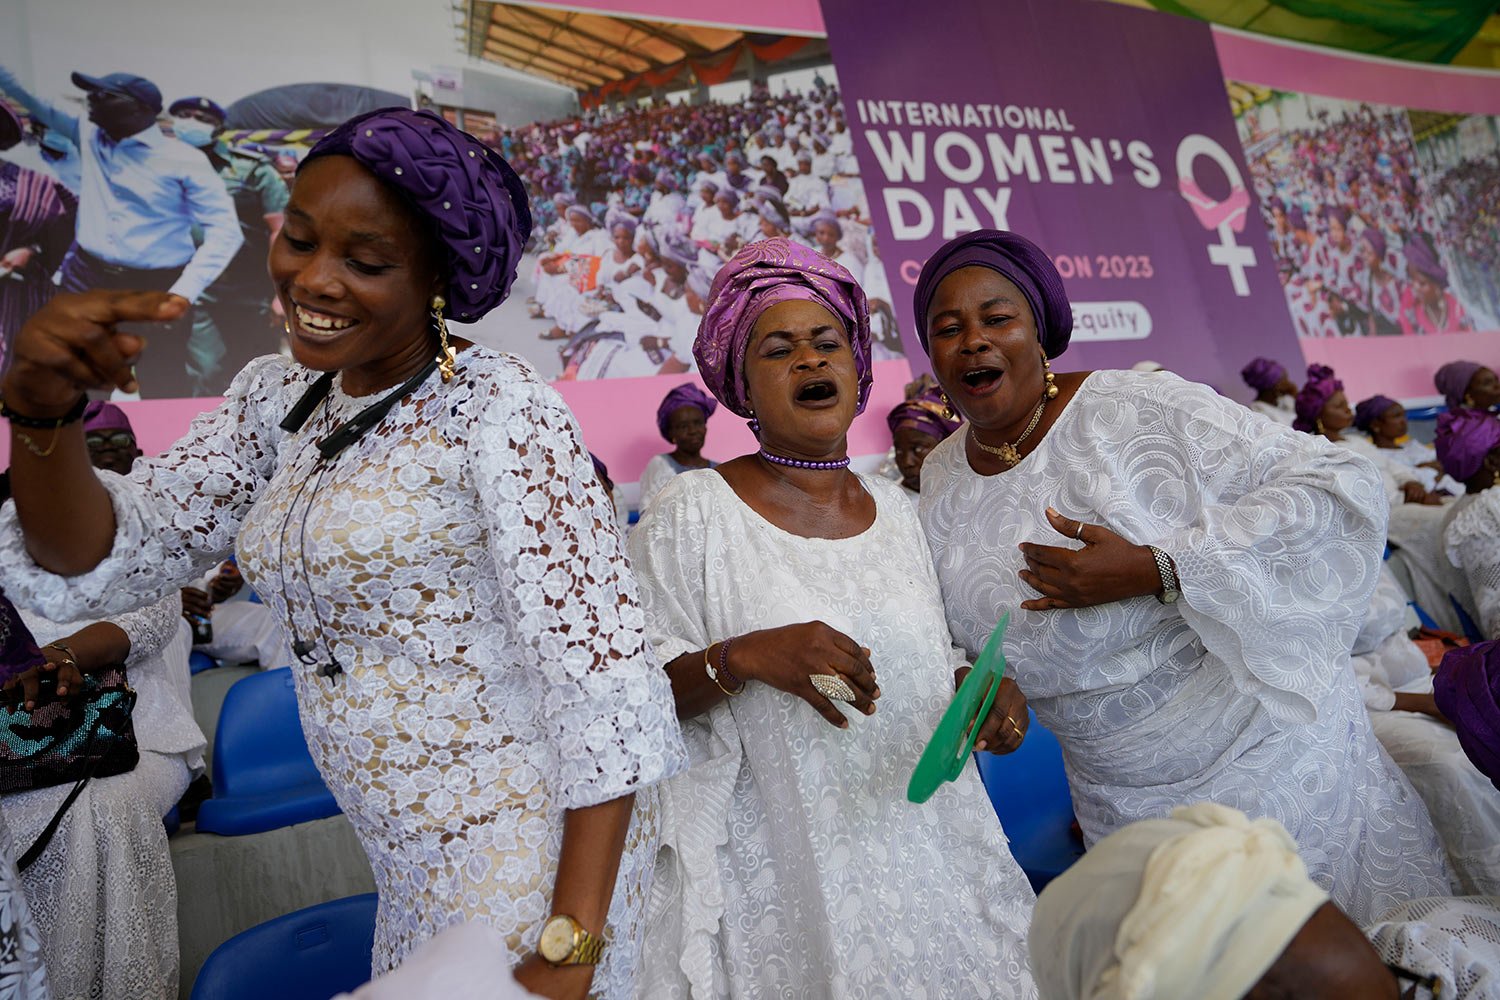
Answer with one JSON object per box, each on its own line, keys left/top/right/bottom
{"left": 487, "top": 20, "right": 640, "bottom": 77}
{"left": 485, "top": 40, "right": 611, "bottom": 87}
{"left": 613, "top": 16, "right": 714, "bottom": 56}
{"left": 504, "top": 6, "right": 674, "bottom": 68}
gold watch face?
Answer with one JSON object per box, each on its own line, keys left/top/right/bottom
{"left": 539, "top": 916, "right": 578, "bottom": 963}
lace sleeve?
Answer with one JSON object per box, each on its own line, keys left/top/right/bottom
{"left": 112, "top": 592, "right": 186, "bottom": 667}
{"left": 0, "top": 355, "right": 296, "bottom": 621}
{"left": 1144, "top": 380, "right": 1389, "bottom": 724}
{"left": 1448, "top": 491, "right": 1500, "bottom": 640}
{"left": 471, "top": 382, "right": 685, "bottom": 810}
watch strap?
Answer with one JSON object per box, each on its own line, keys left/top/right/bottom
{"left": 1147, "top": 545, "right": 1179, "bottom": 602}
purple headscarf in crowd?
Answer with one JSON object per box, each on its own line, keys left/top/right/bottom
{"left": 1406, "top": 232, "right": 1449, "bottom": 287}
{"left": 887, "top": 385, "right": 961, "bottom": 442}
{"left": 911, "top": 230, "right": 1073, "bottom": 358}
{"left": 1436, "top": 360, "right": 1485, "bottom": 411}
{"left": 1359, "top": 227, "right": 1387, "bottom": 263}
{"left": 82, "top": 400, "right": 134, "bottom": 436}
{"left": 1240, "top": 357, "right": 1286, "bottom": 393}
{"left": 1353, "top": 395, "right": 1400, "bottom": 434}
{"left": 655, "top": 383, "right": 718, "bottom": 441}
{"left": 1434, "top": 409, "right": 1500, "bottom": 483}
{"left": 695, "top": 238, "right": 871, "bottom": 420}
{"left": 301, "top": 107, "right": 532, "bottom": 322}
{"left": 1434, "top": 641, "right": 1500, "bottom": 790}
{"left": 1292, "top": 364, "right": 1342, "bottom": 433}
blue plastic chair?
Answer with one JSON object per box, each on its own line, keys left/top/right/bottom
{"left": 195, "top": 668, "right": 341, "bottom": 836}
{"left": 1405, "top": 404, "right": 1446, "bottom": 422}
{"left": 975, "top": 709, "right": 1084, "bottom": 893}
{"left": 189, "top": 651, "right": 219, "bottom": 675}
{"left": 191, "top": 893, "right": 377, "bottom": 1000}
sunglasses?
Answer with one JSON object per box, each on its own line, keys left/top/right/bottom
{"left": 1388, "top": 963, "right": 1441, "bottom": 999}
{"left": 85, "top": 432, "right": 137, "bottom": 450}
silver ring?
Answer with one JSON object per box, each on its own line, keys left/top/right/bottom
{"left": 810, "top": 673, "right": 857, "bottom": 703}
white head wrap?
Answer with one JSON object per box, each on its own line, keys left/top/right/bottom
{"left": 1030, "top": 803, "right": 1329, "bottom": 1000}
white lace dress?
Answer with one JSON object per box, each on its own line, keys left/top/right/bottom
{"left": 1, "top": 594, "right": 201, "bottom": 1000}
{"left": 0, "top": 811, "right": 48, "bottom": 1000}
{"left": 1354, "top": 568, "right": 1500, "bottom": 895}
{"left": 628, "top": 470, "right": 1038, "bottom": 1000}
{"left": 1444, "top": 490, "right": 1500, "bottom": 639}
{"left": 1248, "top": 396, "right": 1296, "bottom": 425}
{"left": 1368, "top": 896, "right": 1500, "bottom": 999}
{"left": 0, "top": 349, "right": 686, "bottom": 998}
{"left": 919, "top": 370, "right": 1453, "bottom": 923}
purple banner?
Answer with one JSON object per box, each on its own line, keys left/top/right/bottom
{"left": 817, "top": 0, "right": 1303, "bottom": 391}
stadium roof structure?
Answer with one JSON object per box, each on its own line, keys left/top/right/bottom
{"left": 464, "top": 3, "right": 827, "bottom": 101}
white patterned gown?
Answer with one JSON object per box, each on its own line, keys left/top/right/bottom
{"left": 629, "top": 470, "right": 1038, "bottom": 999}
{"left": 0, "top": 349, "right": 687, "bottom": 999}
{"left": 919, "top": 370, "right": 1453, "bottom": 923}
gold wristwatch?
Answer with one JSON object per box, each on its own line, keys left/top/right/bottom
{"left": 538, "top": 914, "right": 606, "bottom": 967}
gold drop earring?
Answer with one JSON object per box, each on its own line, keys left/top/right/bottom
{"left": 940, "top": 392, "right": 956, "bottom": 421}
{"left": 1043, "top": 355, "right": 1058, "bottom": 400}
{"left": 432, "top": 295, "right": 456, "bottom": 382}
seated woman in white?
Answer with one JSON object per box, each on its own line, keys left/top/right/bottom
{"left": 3, "top": 594, "right": 203, "bottom": 1000}
{"left": 1240, "top": 356, "right": 1298, "bottom": 424}
{"left": 1436, "top": 409, "right": 1500, "bottom": 639}
{"left": 1353, "top": 393, "right": 1463, "bottom": 496}
{"left": 629, "top": 239, "right": 1039, "bottom": 998}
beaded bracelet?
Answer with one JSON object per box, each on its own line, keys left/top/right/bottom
{"left": 0, "top": 394, "right": 88, "bottom": 429}
{"left": 704, "top": 637, "right": 745, "bottom": 697}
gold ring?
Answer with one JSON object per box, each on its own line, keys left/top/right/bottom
{"left": 1005, "top": 715, "right": 1022, "bottom": 734}
{"left": 810, "top": 673, "right": 857, "bottom": 703}
{"left": 1075, "top": 521, "right": 1086, "bottom": 540}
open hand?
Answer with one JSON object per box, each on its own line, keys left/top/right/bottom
{"left": 1019, "top": 507, "right": 1163, "bottom": 611}
{"left": 4, "top": 646, "right": 84, "bottom": 710}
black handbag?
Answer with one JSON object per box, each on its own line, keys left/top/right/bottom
{"left": 0, "top": 667, "right": 139, "bottom": 870}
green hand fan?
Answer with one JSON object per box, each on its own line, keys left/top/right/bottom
{"left": 907, "top": 612, "right": 1009, "bottom": 804}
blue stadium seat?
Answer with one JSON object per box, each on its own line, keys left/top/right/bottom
{"left": 164, "top": 805, "right": 180, "bottom": 837}
{"left": 195, "top": 668, "right": 341, "bottom": 836}
{"left": 189, "top": 650, "right": 219, "bottom": 675}
{"left": 1405, "top": 405, "right": 1446, "bottom": 422}
{"left": 190, "top": 893, "right": 377, "bottom": 1000}
{"left": 976, "top": 709, "right": 1084, "bottom": 893}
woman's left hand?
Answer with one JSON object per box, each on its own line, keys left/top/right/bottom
{"left": 1018, "top": 507, "right": 1163, "bottom": 611}
{"left": 511, "top": 954, "right": 594, "bottom": 1000}
{"left": 3, "top": 646, "right": 85, "bottom": 710}
{"left": 955, "top": 670, "right": 1028, "bottom": 754}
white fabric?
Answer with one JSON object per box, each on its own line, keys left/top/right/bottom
{"left": 1248, "top": 397, "right": 1296, "bottom": 425}
{"left": 0, "top": 811, "right": 49, "bottom": 1000}
{"left": 2, "top": 595, "right": 199, "bottom": 1000}
{"left": 1382, "top": 438, "right": 1465, "bottom": 496}
{"left": 637, "top": 454, "right": 683, "bottom": 514}
{"left": 1030, "top": 802, "right": 1328, "bottom": 1000}
{"left": 336, "top": 921, "right": 539, "bottom": 1000}
{"left": 920, "top": 371, "right": 1454, "bottom": 922}
{"left": 0, "top": 350, "right": 687, "bottom": 998}
{"left": 1393, "top": 499, "right": 1469, "bottom": 635}
{"left": 628, "top": 470, "right": 1038, "bottom": 999}
{"left": 1445, "top": 489, "right": 1500, "bottom": 639}
{"left": 189, "top": 564, "right": 295, "bottom": 669}
{"left": 1368, "top": 896, "right": 1500, "bottom": 999}
{"left": 1351, "top": 565, "right": 1430, "bottom": 712}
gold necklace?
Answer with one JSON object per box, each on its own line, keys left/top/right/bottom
{"left": 970, "top": 393, "right": 1048, "bottom": 468}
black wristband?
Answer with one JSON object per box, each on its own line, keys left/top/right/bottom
{"left": 0, "top": 394, "right": 89, "bottom": 429}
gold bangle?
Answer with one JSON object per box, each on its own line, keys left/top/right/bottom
{"left": 45, "top": 641, "right": 78, "bottom": 671}
{"left": 704, "top": 642, "right": 742, "bottom": 697}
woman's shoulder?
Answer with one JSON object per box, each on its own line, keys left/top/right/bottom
{"left": 1448, "top": 490, "right": 1500, "bottom": 547}
{"left": 224, "top": 354, "right": 323, "bottom": 426}
{"left": 447, "top": 347, "right": 566, "bottom": 419}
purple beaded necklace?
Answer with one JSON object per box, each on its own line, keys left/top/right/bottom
{"left": 757, "top": 448, "right": 851, "bottom": 470}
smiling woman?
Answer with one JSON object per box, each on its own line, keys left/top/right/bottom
{"left": 0, "top": 107, "right": 686, "bottom": 1000}
{"left": 627, "top": 238, "right": 1040, "bottom": 999}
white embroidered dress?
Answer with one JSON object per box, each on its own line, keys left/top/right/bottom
{"left": 0, "top": 350, "right": 686, "bottom": 997}
{"left": 629, "top": 470, "right": 1038, "bottom": 1000}
{"left": 919, "top": 370, "right": 1453, "bottom": 922}
{"left": 1444, "top": 490, "right": 1500, "bottom": 639}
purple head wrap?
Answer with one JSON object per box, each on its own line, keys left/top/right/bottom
{"left": 301, "top": 108, "right": 532, "bottom": 322}
{"left": 1240, "top": 357, "right": 1286, "bottom": 393}
{"left": 655, "top": 383, "right": 718, "bottom": 441}
{"left": 1323, "top": 204, "right": 1351, "bottom": 229}
{"left": 588, "top": 451, "right": 611, "bottom": 486}
{"left": 1288, "top": 206, "right": 1308, "bottom": 230}
{"left": 911, "top": 229, "right": 1073, "bottom": 358}
{"left": 659, "top": 230, "right": 698, "bottom": 268}
{"left": 654, "top": 170, "right": 676, "bottom": 190}
{"left": 1292, "top": 364, "right": 1342, "bottom": 433}
{"left": 1353, "top": 394, "right": 1400, "bottom": 433}
{"left": 695, "top": 238, "right": 871, "bottom": 420}
{"left": 1406, "top": 232, "right": 1449, "bottom": 287}
{"left": 1434, "top": 641, "right": 1500, "bottom": 790}
{"left": 82, "top": 400, "right": 134, "bottom": 436}
{"left": 1435, "top": 409, "right": 1500, "bottom": 483}
{"left": 1436, "top": 361, "right": 1486, "bottom": 411}
{"left": 887, "top": 385, "right": 961, "bottom": 442}
{"left": 1359, "top": 227, "right": 1387, "bottom": 262}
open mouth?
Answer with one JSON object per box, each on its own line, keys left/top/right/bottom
{"left": 960, "top": 367, "right": 1004, "bottom": 393}
{"left": 293, "top": 303, "right": 358, "bottom": 338}
{"left": 795, "top": 378, "right": 839, "bottom": 404}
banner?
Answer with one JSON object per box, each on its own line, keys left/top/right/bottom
{"left": 816, "top": 0, "right": 1304, "bottom": 393}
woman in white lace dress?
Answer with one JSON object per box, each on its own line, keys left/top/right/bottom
{"left": 0, "top": 109, "right": 683, "bottom": 1000}
{"left": 2, "top": 595, "right": 199, "bottom": 999}
{"left": 911, "top": 230, "right": 1452, "bottom": 923}
{"left": 0, "top": 810, "right": 48, "bottom": 1000}
{"left": 1436, "top": 410, "right": 1500, "bottom": 640}
{"left": 629, "top": 239, "right": 1039, "bottom": 999}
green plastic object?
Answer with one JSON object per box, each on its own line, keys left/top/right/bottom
{"left": 907, "top": 612, "right": 1010, "bottom": 804}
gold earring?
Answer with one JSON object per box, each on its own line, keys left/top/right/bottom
{"left": 1043, "top": 355, "right": 1058, "bottom": 400}
{"left": 939, "top": 392, "right": 956, "bottom": 421}
{"left": 432, "top": 295, "right": 456, "bottom": 383}
{"left": 1315, "top": 418, "right": 1325, "bottom": 435}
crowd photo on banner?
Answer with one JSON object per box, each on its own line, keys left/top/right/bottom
{"left": 2, "top": 0, "right": 1500, "bottom": 998}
